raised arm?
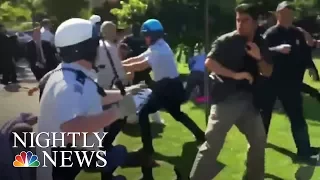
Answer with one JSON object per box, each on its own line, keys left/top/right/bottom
{"left": 57, "top": 84, "right": 121, "bottom": 134}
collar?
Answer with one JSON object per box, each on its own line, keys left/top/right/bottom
{"left": 276, "top": 24, "right": 294, "bottom": 31}
{"left": 149, "top": 38, "right": 165, "bottom": 48}
{"left": 41, "top": 27, "right": 52, "bottom": 33}
{"left": 59, "top": 62, "right": 94, "bottom": 78}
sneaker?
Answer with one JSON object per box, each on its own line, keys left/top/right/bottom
{"left": 295, "top": 147, "right": 320, "bottom": 165}
{"left": 150, "top": 113, "right": 165, "bottom": 125}
{"left": 152, "top": 118, "right": 165, "bottom": 125}
{"left": 295, "top": 154, "right": 318, "bottom": 165}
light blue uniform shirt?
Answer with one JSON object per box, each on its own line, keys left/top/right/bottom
{"left": 189, "top": 53, "right": 206, "bottom": 72}
{"left": 140, "top": 39, "right": 179, "bottom": 81}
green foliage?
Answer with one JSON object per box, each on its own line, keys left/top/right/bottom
{"left": 110, "top": 0, "right": 148, "bottom": 28}
{"left": 2, "top": 0, "right": 320, "bottom": 44}
{"left": 0, "top": 1, "right": 31, "bottom": 22}
{"left": 11, "top": 21, "right": 34, "bottom": 31}
{"left": 79, "top": 8, "right": 93, "bottom": 19}
{"left": 42, "top": 0, "right": 88, "bottom": 23}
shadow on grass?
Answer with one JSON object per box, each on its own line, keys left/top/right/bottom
{"left": 294, "top": 156, "right": 320, "bottom": 180}
{"left": 295, "top": 165, "right": 316, "bottom": 180}
{"left": 263, "top": 144, "right": 319, "bottom": 180}
{"left": 271, "top": 95, "right": 320, "bottom": 122}
{"left": 264, "top": 173, "right": 284, "bottom": 180}
{"left": 267, "top": 143, "right": 296, "bottom": 161}
{"left": 302, "top": 95, "right": 320, "bottom": 122}
{"left": 122, "top": 141, "right": 225, "bottom": 179}
{"left": 121, "top": 123, "right": 165, "bottom": 138}
{"left": 154, "top": 141, "right": 225, "bottom": 179}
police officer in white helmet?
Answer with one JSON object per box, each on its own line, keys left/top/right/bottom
{"left": 37, "top": 18, "right": 134, "bottom": 180}
{"left": 122, "top": 19, "right": 205, "bottom": 179}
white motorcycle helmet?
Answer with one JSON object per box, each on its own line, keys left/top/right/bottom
{"left": 55, "top": 18, "right": 100, "bottom": 64}
{"left": 89, "top": 15, "right": 101, "bottom": 24}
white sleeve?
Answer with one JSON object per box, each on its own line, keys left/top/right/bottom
{"left": 54, "top": 83, "right": 84, "bottom": 125}
{"left": 138, "top": 49, "right": 157, "bottom": 66}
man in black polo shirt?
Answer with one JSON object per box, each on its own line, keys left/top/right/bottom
{"left": 190, "top": 4, "right": 272, "bottom": 180}
{"left": 297, "top": 27, "right": 320, "bottom": 100}
{"left": 263, "top": 1, "right": 319, "bottom": 163}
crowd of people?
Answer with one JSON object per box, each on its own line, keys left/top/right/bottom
{"left": 1, "top": 0, "right": 320, "bottom": 180}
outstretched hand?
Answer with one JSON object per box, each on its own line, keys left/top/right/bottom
{"left": 125, "top": 84, "right": 147, "bottom": 95}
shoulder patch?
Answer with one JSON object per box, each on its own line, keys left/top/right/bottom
{"left": 73, "top": 84, "right": 83, "bottom": 94}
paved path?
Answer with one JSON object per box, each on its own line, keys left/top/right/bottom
{"left": 0, "top": 61, "right": 39, "bottom": 126}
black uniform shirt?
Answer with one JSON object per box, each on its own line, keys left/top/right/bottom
{"left": 263, "top": 25, "right": 312, "bottom": 84}
{"left": 0, "top": 33, "right": 11, "bottom": 59}
{"left": 121, "top": 34, "right": 147, "bottom": 57}
{"left": 208, "top": 30, "right": 271, "bottom": 103}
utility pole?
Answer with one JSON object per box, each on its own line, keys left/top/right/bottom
{"left": 204, "top": 0, "right": 210, "bottom": 123}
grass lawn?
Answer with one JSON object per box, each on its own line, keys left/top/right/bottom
{"left": 77, "top": 60, "right": 320, "bottom": 180}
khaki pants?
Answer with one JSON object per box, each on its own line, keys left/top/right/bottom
{"left": 190, "top": 92, "right": 266, "bottom": 180}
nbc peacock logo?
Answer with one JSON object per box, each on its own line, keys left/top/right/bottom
{"left": 13, "top": 151, "right": 40, "bottom": 167}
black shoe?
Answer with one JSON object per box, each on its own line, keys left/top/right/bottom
{"left": 309, "top": 147, "right": 320, "bottom": 157}
{"left": 295, "top": 151, "right": 319, "bottom": 165}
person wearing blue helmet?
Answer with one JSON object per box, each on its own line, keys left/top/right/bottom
{"left": 122, "top": 19, "right": 205, "bottom": 179}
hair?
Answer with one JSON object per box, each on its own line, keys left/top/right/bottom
{"left": 41, "top": 19, "right": 51, "bottom": 27}
{"left": 132, "top": 23, "right": 141, "bottom": 36}
{"left": 100, "top": 21, "right": 117, "bottom": 41}
{"left": 235, "top": 3, "right": 260, "bottom": 21}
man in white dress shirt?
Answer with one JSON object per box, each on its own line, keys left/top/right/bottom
{"left": 96, "top": 21, "right": 165, "bottom": 125}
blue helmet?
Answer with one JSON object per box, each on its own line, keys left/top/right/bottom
{"left": 141, "top": 19, "right": 164, "bottom": 39}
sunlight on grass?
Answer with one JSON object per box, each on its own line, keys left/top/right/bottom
{"left": 77, "top": 59, "right": 320, "bottom": 180}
